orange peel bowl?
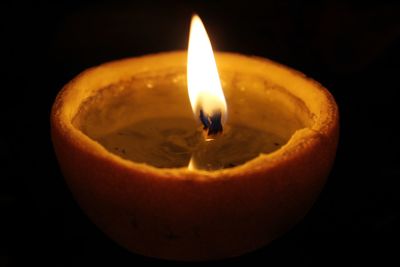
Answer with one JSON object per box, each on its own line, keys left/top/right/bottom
{"left": 51, "top": 51, "right": 339, "bottom": 261}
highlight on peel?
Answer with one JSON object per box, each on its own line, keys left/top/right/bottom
{"left": 51, "top": 51, "right": 339, "bottom": 261}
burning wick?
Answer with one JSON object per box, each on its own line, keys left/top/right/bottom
{"left": 187, "top": 14, "right": 227, "bottom": 141}
{"left": 199, "top": 109, "right": 223, "bottom": 137}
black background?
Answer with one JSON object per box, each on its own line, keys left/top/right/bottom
{"left": 1, "top": 0, "right": 399, "bottom": 266}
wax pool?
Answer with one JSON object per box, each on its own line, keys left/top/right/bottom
{"left": 95, "top": 118, "right": 285, "bottom": 170}
{"left": 73, "top": 69, "right": 311, "bottom": 170}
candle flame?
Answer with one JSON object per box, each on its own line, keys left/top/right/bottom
{"left": 187, "top": 15, "right": 227, "bottom": 131}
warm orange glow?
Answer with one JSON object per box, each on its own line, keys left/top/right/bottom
{"left": 187, "top": 14, "right": 227, "bottom": 125}
{"left": 188, "top": 157, "right": 195, "bottom": 171}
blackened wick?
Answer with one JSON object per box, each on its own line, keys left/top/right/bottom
{"left": 199, "top": 109, "right": 223, "bottom": 136}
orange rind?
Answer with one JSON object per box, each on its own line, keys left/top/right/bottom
{"left": 51, "top": 52, "right": 339, "bottom": 260}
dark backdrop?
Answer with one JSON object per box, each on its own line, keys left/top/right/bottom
{"left": 2, "top": 0, "right": 399, "bottom": 266}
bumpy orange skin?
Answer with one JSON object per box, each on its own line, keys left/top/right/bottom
{"left": 51, "top": 52, "right": 339, "bottom": 261}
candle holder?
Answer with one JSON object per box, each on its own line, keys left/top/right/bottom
{"left": 51, "top": 51, "right": 339, "bottom": 261}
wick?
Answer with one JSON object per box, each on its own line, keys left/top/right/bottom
{"left": 199, "top": 109, "right": 223, "bottom": 136}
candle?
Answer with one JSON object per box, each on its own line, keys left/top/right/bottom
{"left": 51, "top": 14, "right": 339, "bottom": 260}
